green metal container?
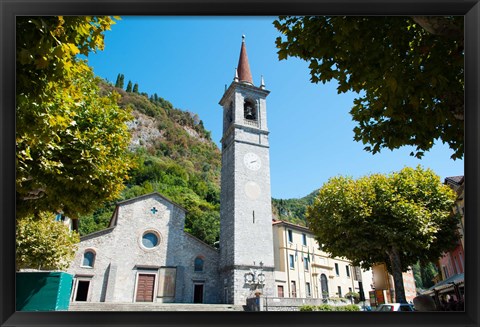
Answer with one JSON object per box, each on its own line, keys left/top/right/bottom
{"left": 16, "top": 272, "right": 73, "bottom": 311}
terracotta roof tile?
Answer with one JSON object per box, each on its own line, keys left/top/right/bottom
{"left": 237, "top": 36, "right": 253, "bottom": 84}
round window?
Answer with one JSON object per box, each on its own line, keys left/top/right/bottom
{"left": 142, "top": 232, "right": 159, "bottom": 249}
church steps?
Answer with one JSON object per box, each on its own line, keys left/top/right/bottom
{"left": 68, "top": 302, "right": 246, "bottom": 311}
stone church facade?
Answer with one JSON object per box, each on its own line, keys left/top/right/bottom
{"left": 68, "top": 193, "right": 221, "bottom": 304}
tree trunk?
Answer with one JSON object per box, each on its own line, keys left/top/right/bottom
{"left": 387, "top": 247, "right": 407, "bottom": 303}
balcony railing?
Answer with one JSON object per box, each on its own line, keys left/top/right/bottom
{"left": 244, "top": 119, "right": 259, "bottom": 128}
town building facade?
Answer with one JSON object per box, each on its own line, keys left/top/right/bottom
{"left": 370, "top": 263, "right": 417, "bottom": 304}
{"left": 272, "top": 221, "right": 365, "bottom": 302}
{"left": 436, "top": 176, "right": 465, "bottom": 281}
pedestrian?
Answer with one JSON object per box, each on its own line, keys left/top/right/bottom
{"left": 446, "top": 297, "right": 457, "bottom": 311}
{"left": 440, "top": 298, "right": 448, "bottom": 311}
{"left": 413, "top": 295, "right": 437, "bottom": 311}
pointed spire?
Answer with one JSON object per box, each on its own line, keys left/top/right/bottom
{"left": 237, "top": 35, "right": 253, "bottom": 84}
{"left": 234, "top": 68, "right": 239, "bottom": 82}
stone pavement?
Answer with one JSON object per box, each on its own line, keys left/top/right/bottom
{"left": 68, "top": 302, "right": 246, "bottom": 311}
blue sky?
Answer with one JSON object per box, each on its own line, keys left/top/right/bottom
{"left": 85, "top": 16, "right": 464, "bottom": 199}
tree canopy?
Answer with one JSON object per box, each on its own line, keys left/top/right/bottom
{"left": 306, "top": 166, "right": 460, "bottom": 303}
{"left": 274, "top": 16, "right": 464, "bottom": 160}
{"left": 16, "top": 16, "right": 134, "bottom": 219}
{"left": 16, "top": 212, "right": 80, "bottom": 271}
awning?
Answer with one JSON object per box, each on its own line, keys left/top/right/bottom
{"left": 422, "top": 273, "right": 464, "bottom": 295}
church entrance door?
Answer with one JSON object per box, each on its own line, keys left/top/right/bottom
{"left": 136, "top": 274, "right": 155, "bottom": 302}
{"left": 193, "top": 284, "right": 204, "bottom": 303}
{"left": 74, "top": 280, "right": 90, "bottom": 301}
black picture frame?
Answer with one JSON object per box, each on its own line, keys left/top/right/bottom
{"left": 1, "top": 1, "right": 478, "bottom": 326}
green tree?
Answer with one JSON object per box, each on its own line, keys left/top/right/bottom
{"left": 413, "top": 261, "right": 438, "bottom": 289}
{"left": 133, "top": 83, "right": 139, "bottom": 93}
{"left": 274, "top": 16, "right": 464, "bottom": 160}
{"left": 126, "top": 80, "right": 133, "bottom": 92}
{"left": 16, "top": 212, "right": 80, "bottom": 271}
{"left": 115, "top": 73, "right": 124, "bottom": 88}
{"left": 16, "top": 16, "right": 134, "bottom": 219}
{"left": 188, "top": 210, "right": 220, "bottom": 246}
{"left": 306, "top": 166, "right": 460, "bottom": 303}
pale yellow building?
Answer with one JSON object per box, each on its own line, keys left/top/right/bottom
{"left": 272, "top": 221, "right": 365, "bottom": 301}
{"left": 371, "top": 263, "right": 417, "bottom": 304}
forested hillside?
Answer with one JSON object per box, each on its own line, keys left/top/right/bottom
{"left": 78, "top": 78, "right": 221, "bottom": 246}
{"left": 79, "top": 75, "right": 316, "bottom": 245}
{"left": 271, "top": 190, "right": 319, "bottom": 226}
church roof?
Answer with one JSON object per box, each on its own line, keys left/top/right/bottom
{"left": 116, "top": 192, "right": 187, "bottom": 212}
{"left": 108, "top": 192, "right": 187, "bottom": 228}
{"left": 236, "top": 35, "right": 253, "bottom": 84}
{"left": 445, "top": 175, "right": 464, "bottom": 186}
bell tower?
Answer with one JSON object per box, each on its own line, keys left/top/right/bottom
{"left": 218, "top": 36, "right": 275, "bottom": 305}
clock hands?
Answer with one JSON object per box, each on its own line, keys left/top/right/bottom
{"left": 244, "top": 153, "right": 261, "bottom": 170}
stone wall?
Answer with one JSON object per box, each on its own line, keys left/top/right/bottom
{"left": 181, "top": 233, "right": 221, "bottom": 303}
{"left": 218, "top": 81, "right": 275, "bottom": 305}
{"left": 246, "top": 297, "right": 328, "bottom": 312}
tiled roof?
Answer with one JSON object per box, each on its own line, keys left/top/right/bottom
{"left": 272, "top": 220, "right": 311, "bottom": 233}
{"left": 445, "top": 175, "right": 464, "bottom": 185}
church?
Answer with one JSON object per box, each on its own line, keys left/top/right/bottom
{"left": 68, "top": 37, "right": 374, "bottom": 306}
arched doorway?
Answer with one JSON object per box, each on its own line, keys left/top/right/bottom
{"left": 320, "top": 274, "right": 329, "bottom": 299}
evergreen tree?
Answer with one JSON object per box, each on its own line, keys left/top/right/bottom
{"left": 126, "top": 80, "right": 132, "bottom": 92}
{"left": 119, "top": 74, "right": 124, "bottom": 88}
{"left": 114, "top": 73, "right": 124, "bottom": 88}
{"left": 133, "top": 83, "right": 139, "bottom": 93}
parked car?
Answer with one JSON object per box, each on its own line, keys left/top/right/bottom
{"left": 375, "top": 303, "right": 415, "bottom": 312}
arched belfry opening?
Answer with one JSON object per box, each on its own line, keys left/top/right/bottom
{"left": 223, "top": 102, "right": 234, "bottom": 134}
{"left": 228, "top": 102, "right": 234, "bottom": 123}
{"left": 244, "top": 99, "right": 257, "bottom": 121}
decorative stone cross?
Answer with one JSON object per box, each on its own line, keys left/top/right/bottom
{"left": 150, "top": 207, "right": 158, "bottom": 214}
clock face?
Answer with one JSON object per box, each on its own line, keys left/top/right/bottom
{"left": 243, "top": 152, "right": 261, "bottom": 171}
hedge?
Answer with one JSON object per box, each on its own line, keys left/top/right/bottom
{"left": 299, "top": 304, "right": 360, "bottom": 312}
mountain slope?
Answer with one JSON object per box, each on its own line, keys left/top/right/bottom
{"left": 79, "top": 81, "right": 221, "bottom": 245}
{"left": 271, "top": 190, "right": 319, "bottom": 226}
